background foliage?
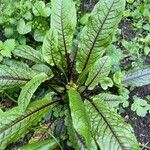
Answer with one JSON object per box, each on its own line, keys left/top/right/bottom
{"left": 0, "top": 0, "right": 150, "bottom": 149}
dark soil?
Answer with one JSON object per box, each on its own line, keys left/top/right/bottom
{"left": 124, "top": 85, "right": 150, "bottom": 148}
{"left": 126, "top": 109, "right": 150, "bottom": 148}
{"left": 145, "top": 56, "right": 150, "bottom": 65}
{"left": 120, "top": 19, "right": 136, "bottom": 41}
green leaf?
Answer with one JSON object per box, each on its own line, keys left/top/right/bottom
{"left": 34, "top": 29, "right": 46, "bottom": 42}
{"left": 100, "top": 77, "right": 113, "bottom": 90}
{"left": 21, "top": 139, "right": 58, "bottom": 150}
{"left": 143, "top": 8, "right": 149, "bottom": 17}
{"left": 136, "top": 107, "right": 148, "bottom": 117}
{"left": 143, "top": 24, "right": 150, "bottom": 31}
{"left": 0, "top": 39, "right": 15, "bottom": 57}
{"left": 113, "top": 71, "right": 124, "bottom": 85}
{"left": 18, "top": 73, "right": 50, "bottom": 112}
{"left": 13, "top": 45, "right": 45, "bottom": 63}
{"left": 0, "top": 97, "right": 58, "bottom": 150}
{"left": 144, "top": 46, "right": 150, "bottom": 55}
{"left": 131, "top": 96, "right": 150, "bottom": 117}
{"left": 139, "top": 37, "right": 148, "bottom": 46}
{"left": 93, "top": 93, "right": 127, "bottom": 108}
{"left": 32, "top": 64, "right": 53, "bottom": 76}
{"left": 143, "top": 34, "right": 150, "bottom": 46}
{"left": 123, "top": 10, "right": 131, "bottom": 17}
{"left": 0, "top": 55, "right": 3, "bottom": 62}
{"left": 51, "top": 0, "right": 77, "bottom": 65}
{"left": 65, "top": 110, "right": 87, "bottom": 150}
{"left": 32, "top": 1, "right": 51, "bottom": 17}
{"left": 122, "top": 40, "right": 140, "bottom": 55}
{"left": 2, "top": 59, "right": 36, "bottom": 74}
{"left": 118, "top": 87, "right": 130, "bottom": 105}
{"left": 85, "top": 99, "right": 140, "bottom": 150}
{"left": 65, "top": 109, "right": 97, "bottom": 150}
{"left": 107, "top": 45, "right": 123, "bottom": 72}
{"left": 23, "top": 11, "right": 32, "bottom": 21}
{"left": 0, "top": 109, "right": 3, "bottom": 114}
{"left": 3, "top": 39, "right": 15, "bottom": 51}
{"left": 0, "top": 65, "right": 35, "bottom": 90}
{"left": 80, "top": 13, "right": 90, "bottom": 25}
{"left": 68, "top": 88, "right": 92, "bottom": 149}
{"left": 85, "top": 56, "right": 111, "bottom": 90}
{"left": 77, "top": 0, "right": 125, "bottom": 72}
{"left": 4, "top": 27, "right": 14, "bottom": 38}
{"left": 122, "top": 68, "right": 150, "bottom": 87}
{"left": 42, "top": 28, "right": 60, "bottom": 66}
{"left": 126, "top": 0, "right": 134, "bottom": 4}
{"left": 17, "top": 19, "right": 31, "bottom": 35}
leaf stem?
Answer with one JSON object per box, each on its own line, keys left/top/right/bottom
{"left": 4, "top": 92, "right": 17, "bottom": 103}
{"left": 45, "top": 62, "right": 66, "bottom": 86}
{"left": 48, "top": 131, "right": 64, "bottom": 150}
{"left": 69, "top": 45, "right": 79, "bottom": 81}
{"left": 60, "top": 2, "right": 70, "bottom": 78}
{"left": 140, "top": 142, "right": 150, "bottom": 150}
{"left": 45, "top": 82, "right": 62, "bottom": 95}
